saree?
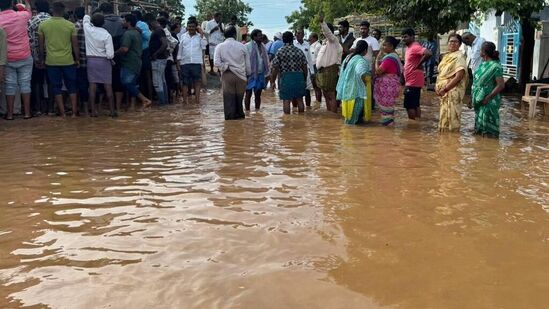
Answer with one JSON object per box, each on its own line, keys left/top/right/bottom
{"left": 336, "top": 55, "right": 371, "bottom": 124}
{"left": 374, "top": 53, "right": 402, "bottom": 125}
{"left": 436, "top": 51, "right": 468, "bottom": 132}
{"left": 472, "top": 60, "right": 503, "bottom": 137}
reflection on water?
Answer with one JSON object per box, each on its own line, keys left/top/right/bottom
{"left": 0, "top": 90, "right": 548, "bottom": 308}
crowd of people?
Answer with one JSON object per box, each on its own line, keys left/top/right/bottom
{"left": 0, "top": 1, "right": 506, "bottom": 137}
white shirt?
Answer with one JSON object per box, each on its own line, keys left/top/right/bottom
{"left": 214, "top": 38, "right": 251, "bottom": 81}
{"left": 467, "top": 36, "right": 486, "bottom": 72}
{"left": 177, "top": 32, "right": 207, "bottom": 65}
{"left": 351, "top": 35, "right": 380, "bottom": 63}
{"left": 309, "top": 41, "right": 321, "bottom": 70}
{"left": 294, "top": 40, "right": 314, "bottom": 74}
{"left": 83, "top": 15, "right": 114, "bottom": 59}
{"left": 205, "top": 19, "right": 224, "bottom": 46}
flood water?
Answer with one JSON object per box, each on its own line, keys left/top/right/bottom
{"left": 0, "top": 89, "right": 548, "bottom": 309}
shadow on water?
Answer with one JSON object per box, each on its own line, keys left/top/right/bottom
{"left": 0, "top": 88, "right": 547, "bottom": 308}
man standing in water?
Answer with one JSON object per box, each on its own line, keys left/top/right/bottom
{"left": 294, "top": 28, "right": 314, "bottom": 107}
{"left": 316, "top": 14, "right": 342, "bottom": 113}
{"left": 214, "top": 26, "right": 250, "bottom": 120}
{"left": 38, "top": 1, "right": 80, "bottom": 117}
{"left": 177, "top": 20, "right": 207, "bottom": 104}
{"left": 100, "top": 3, "right": 125, "bottom": 113}
{"left": 401, "top": 28, "right": 432, "bottom": 120}
{"left": 205, "top": 12, "right": 223, "bottom": 75}
{"left": 116, "top": 14, "right": 151, "bottom": 111}
{"left": 308, "top": 32, "right": 323, "bottom": 107}
{"left": 245, "top": 29, "right": 269, "bottom": 110}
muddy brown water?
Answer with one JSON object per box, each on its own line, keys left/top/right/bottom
{"left": 0, "top": 89, "right": 548, "bottom": 309}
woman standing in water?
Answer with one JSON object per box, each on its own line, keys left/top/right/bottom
{"left": 435, "top": 34, "right": 467, "bottom": 132}
{"left": 336, "top": 40, "right": 371, "bottom": 124}
{"left": 472, "top": 42, "right": 505, "bottom": 137}
{"left": 374, "top": 36, "right": 402, "bottom": 126}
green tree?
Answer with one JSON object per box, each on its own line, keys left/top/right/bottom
{"left": 194, "top": 0, "right": 253, "bottom": 26}
{"left": 286, "top": 0, "right": 365, "bottom": 32}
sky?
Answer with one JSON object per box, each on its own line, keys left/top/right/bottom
{"left": 182, "top": 0, "right": 302, "bottom": 38}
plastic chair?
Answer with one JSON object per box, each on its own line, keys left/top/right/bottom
{"left": 521, "top": 83, "right": 549, "bottom": 119}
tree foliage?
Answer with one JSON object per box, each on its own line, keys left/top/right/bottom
{"left": 285, "top": 0, "right": 365, "bottom": 32}
{"left": 194, "top": 0, "right": 253, "bottom": 26}
{"left": 471, "top": 0, "right": 546, "bottom": 20}
{"left": 286, "top": 0, "right": 547, "bottom": 34}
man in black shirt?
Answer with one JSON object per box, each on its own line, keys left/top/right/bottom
{"left": 148, "top": 18, "right": 169, "bottom": 105}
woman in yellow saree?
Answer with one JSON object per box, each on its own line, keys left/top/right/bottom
{"left": 336, "top": 40, "right": 371, "bottom": 124}
{"left": 435, "top": 34, "right": 468, "bottom": 132}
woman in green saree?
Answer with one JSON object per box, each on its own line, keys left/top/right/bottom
{"left": 472, "top": 42, "right": 505, "bottom": 137}
{"left": 336, "top": 40, "right": 371, "bottom": 124}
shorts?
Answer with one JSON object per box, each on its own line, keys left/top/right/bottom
{"left": 46, "top": 64, "right": 77, "bottom": 96}
{"left": 403, "top": 86, "right": 421, "bottom": 109}
{"left": 317, "top": 64, "right": 339, "bottom": 92}
{"left": 180, "top": 64, "right": 202, "bottom": 86}
{"left": 4, "top": 56, "right": 33, "bottom": 95}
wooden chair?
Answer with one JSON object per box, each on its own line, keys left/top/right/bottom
{"left": 521, "top": 83, "right": 549, "bottom": 119}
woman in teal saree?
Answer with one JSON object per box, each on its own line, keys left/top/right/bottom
{"left": 472, "top": 42, "right": 505, "bottom": 137}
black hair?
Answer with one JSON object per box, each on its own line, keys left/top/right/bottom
{"left": 170, "top": 23, "right": 180, "bottom": 32}
{"left": 326, "top": 23, "right": 334, "bottom": 34}
{"left": 132, "top": 10, "right": 143, "bottom": 21}
{"left": 214, "top": 12, "right": 221, "bottom": 18}
{"left": 401, "top": 28, "right": 415, "bottom": 36}
{"left": 224, "top": 25, "right": 237, "bottom": 39}
{"left": 344, "top": 40, "right": 368, "bottom": 70}
{"left": 52, "top": 1, "right": 65, "bottom": 15}
{"left": 74, "top": 7, "right": 85, "bottom": 20}
{"left": 282, "top": 31, "right": 294, "bottom": 44}
{"left": 481, "top": 41, "right": 500, "bottom": 61}
{"left": 91, "top": 13, "right": 105, "bottom": 27}
{"left": 372, "top": 28, "right": 381, "bottom": 34}
{"left": 143, "top": 13, "right": 155, "bottom": 24}
{"left": 157, "top": 16, "right": 168, "bottom": 28}
{"left": 99, "top": 2, "right": 113, "bottom": 14}
{"left": 250, "top": 29, "right": 262, "bottom": 40}
{"left": 35, "top": 0, "right": 49, "bottom": 13}
{"left": 384, "top": 36, "right": 400, "bottom": 50}
{"left": 0, "top": 0, "right": 11, "bottom": 10}
{"left": 360, "top": 21, "right": 370, "bottom": 28}
{"left": 158, "top": 11, "right": 169, "bottom": 19}
{"left": 338, "top": 20, "right": 350, "bottom": 28}
{"left": 187, "top": 19, "right": 198, "bottom": 27}
{"left": 124, "top": 14, "right": 137, "bottom": 27}
{"left": 448, "top": 33, "right": 463, "bottom": 44}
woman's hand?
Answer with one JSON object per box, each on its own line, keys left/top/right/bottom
{"left": 481, "top": 97, "right": 490, "bottom": 105}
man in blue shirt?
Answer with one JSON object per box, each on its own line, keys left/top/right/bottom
{"left": 268, "top": 32, "right": 283, "bottom": 60}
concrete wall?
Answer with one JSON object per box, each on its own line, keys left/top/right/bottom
{"left": 533, "top": 21, "right": 549, "bottom": 80}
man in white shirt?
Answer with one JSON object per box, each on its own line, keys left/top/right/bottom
{"left": 462, "top": 32, "right": 485, "bottom": 73}
{"left": 350, "top": 20, "right": 380, "bottom": 64}
{"left": 83, "top": 13, "right": 114, "bottom": 117}
{"left": 214, "top": 25, "right": 251, "bottom": 120}
{"left": 177, "top": 20, "right": 207, "bottom": 104}
{"left": 308, "top": 32, "right": 322, "bottom": 106}
{"left": 293, "top": 28, "right": 314, "bottom": 107}
{"left": 205, "top": 12, "right": 224, "bottom": 75}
